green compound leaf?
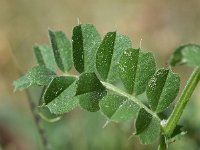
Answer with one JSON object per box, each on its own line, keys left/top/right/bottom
{"left": 100, "top": 91, "right": 140, "bottom": 122}
{"left": 119, "top": 48, "right": 156, "bottom": 95}
{"left": 49, "top": 30, "right": 73, "bottom": 72}
{"left": 72, "top": 24, "right": 101, "bottom": 73}
{"left": 13, "top": 66, "right": 56, "bottom": 91}
{"left": 169, "top": 44, "right": 200, "bottom": 67}
{"left": 146, "top": 68, "right": 180, "bottom": 113}
{"left": 33, "top": 44, "right": 57, "bottom": 72}
{"left": 96, "top": 32, "right": 132, "bottom": 83}
{"left": 77, "top": 72, "right": 106, "bottom": 112}
{"left": 135, "top": 108, "right": 160, "bottom": 144}
{"left": 14, "top": 24, "right": 186, "bottom": 146}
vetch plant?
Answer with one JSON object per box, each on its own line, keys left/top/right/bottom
{"left": 13, "top": 24, "right": 200, "bottom": 150}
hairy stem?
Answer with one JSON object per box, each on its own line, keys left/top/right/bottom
{"left": 163, "top": 67, "right": 200, "bottom": 136}
{"left": 25, "top": 89, "right": 51, "bottom": 150}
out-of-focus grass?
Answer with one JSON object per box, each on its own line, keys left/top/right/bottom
{"left": 0, "top": 101, "right": 157, "bottom": 150}
{"left": 1, "top": 0, "right": 200, "bottom": 149}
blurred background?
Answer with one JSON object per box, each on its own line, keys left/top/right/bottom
{"left": 1, "top": 0, "right": 200, "bottom": 149}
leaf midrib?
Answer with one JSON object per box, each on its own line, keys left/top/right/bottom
{"left": 101, "top": 81, "right": 159, "bottom": 119}
{"left": 153, "top": 69, "right": 169, "bottom": 112}
{"left": 132, "top": 49, "right": 140, "bottom": 95}
{"left": 106, "top": 32, "right": 116, "bottom": 80}
{"left": 64, "top": 73, "right": 160, "bottom": 120}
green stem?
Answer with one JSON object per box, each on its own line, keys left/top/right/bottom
{"left": 163, "top": 67, "right": 200, "bottom": 136}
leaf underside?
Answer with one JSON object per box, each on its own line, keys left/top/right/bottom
{"left": 119, "top": 48, "right": 156, "bottom": 95}
{"left": 169, "top": 44, "right": 200, "bottom": 67}
{"left": 100, "top": 91, "right": 140, "bottom": 122}
{"left": 13, "top": 66, "right": 56, "bottom": 91}
{"left": 49, "top": 30, "right": 73, "bottom": 72}
{"left": 72, "top": 24, "right": 101, "bottom": 73}
{"left": 96, "top": 32, "right": 132, "bottom": 83}
{"left": 147, "top": 68, "right": 180, "bottom": 113}
{"left": 33, "top": 44, "right": 57, "bottom": 72}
